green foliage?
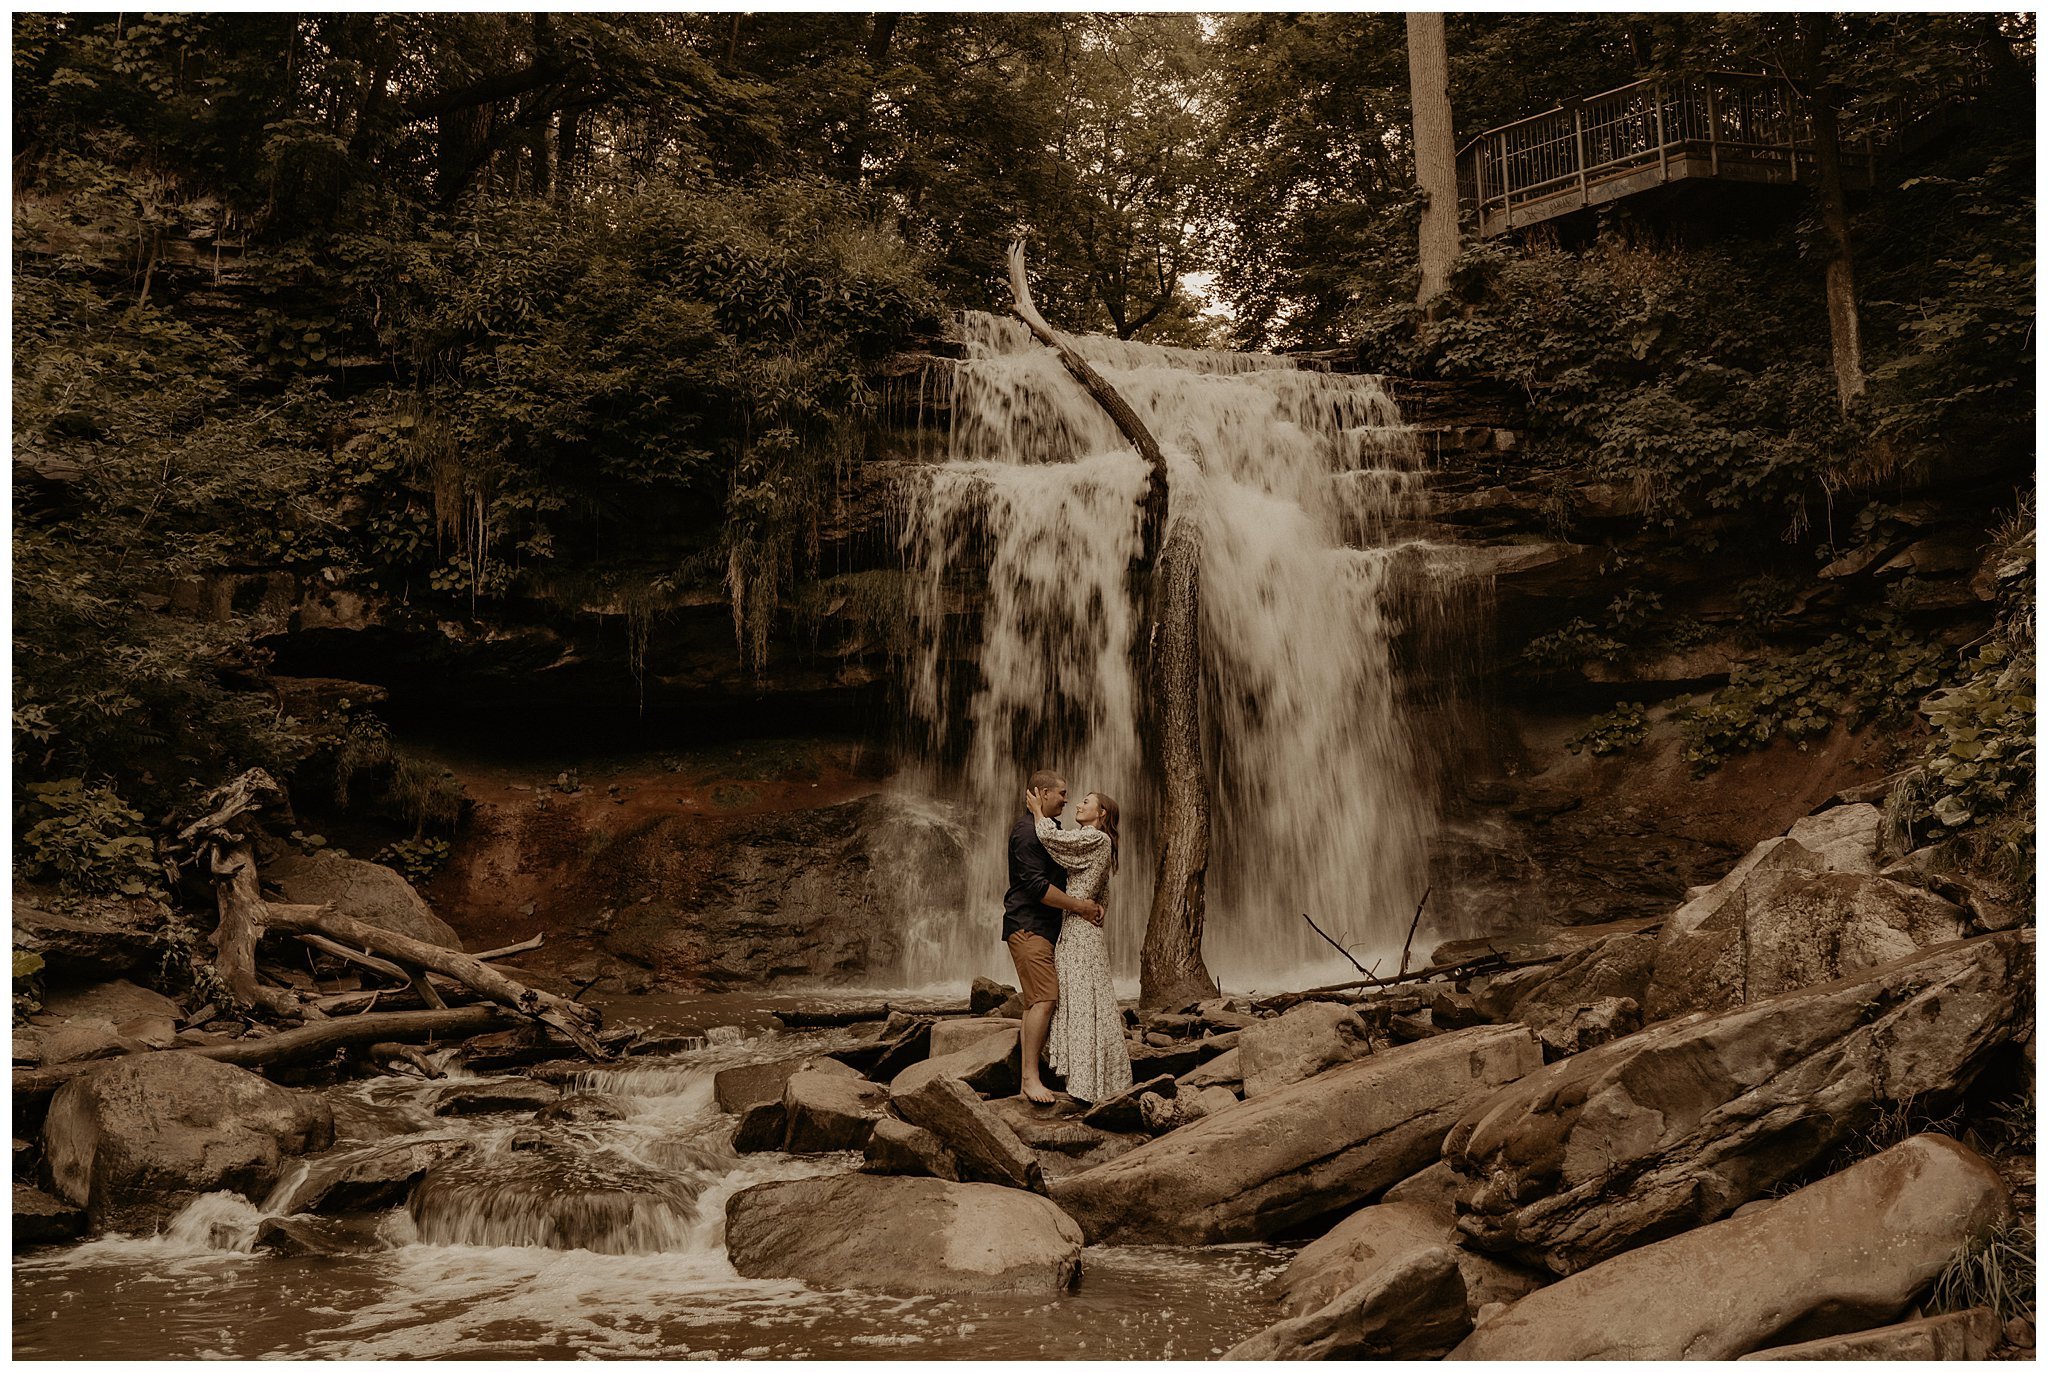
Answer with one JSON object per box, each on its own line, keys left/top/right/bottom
{"left": 1568, "top": 702, "right": 1651, "bottom": 757}
{"left": 1521, "top": 590, "right": 1669, "bottom": 675}
{"left": 15, "top": 779, "right": 162, "bottom": 895}
{"left": 1933, "top": 1214, "right": 2036, "bottom": 1324}
{"left": 329, "top": 717, "right": 467, "bottom": 838}
{"left": 1679, "top": 612, "right": 1948, "bottom": 771}
{"left": 375, "top": 836, "right": 452, "bottom": 884}
{"left": 14, "top": 952, "right": 47, "bottom": 1020}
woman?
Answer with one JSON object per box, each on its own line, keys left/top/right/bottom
{"left": 1024, "top": 787, "right": 1133, "bottom": 1105}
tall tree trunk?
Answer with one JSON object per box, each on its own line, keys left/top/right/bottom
{"left": 1005, "top": 244, "right": 1216, "bottom": 1008}
{"left": 555, "top": 106, "right": 581, "bottom": 203}
{"left": 1406, "top": 12, "right": 1460, "bottom": 307}
{"left": 1799, "top": 17, "right": 1866, "bottom": 412}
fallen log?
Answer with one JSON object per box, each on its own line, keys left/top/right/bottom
{"left": 473, "top": 932, "right": 545, "bottom": 961}
{"left": 12, "top": 1006, "right": 509, "bottom": 1104}
{"left": 260, "top": 904, "right": 609, "bottom": 1058}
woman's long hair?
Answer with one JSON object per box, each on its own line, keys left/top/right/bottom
{"left": 1090, "top": 792, "right": 1121, "bottom": 874}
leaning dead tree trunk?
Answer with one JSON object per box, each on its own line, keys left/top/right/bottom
{"left": 174, "top": 769, "right": 304, "bottom": 1020}
{"left": 1006, "top": 243, "right": 1219, "bottom": 1009}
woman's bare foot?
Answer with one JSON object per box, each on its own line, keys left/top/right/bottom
{"left": 1021, "top": 1080, "right": 1058, "bottom": 1105}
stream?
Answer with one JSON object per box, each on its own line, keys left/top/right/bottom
{"left": 13, "top": 993, "right": 1290, "bottom": 1359}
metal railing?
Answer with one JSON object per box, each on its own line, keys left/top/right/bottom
{"left": 1460, "top": 72, "right": 1883, "bottom": 236}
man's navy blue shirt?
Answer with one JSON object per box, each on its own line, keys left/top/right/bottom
{"left": 1002, "top": 812, "right": 1065, "bottom": 944}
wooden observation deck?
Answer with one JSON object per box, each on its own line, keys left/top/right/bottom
{"left": 1459, "top": 72, "right": 1885, "bottom": 237}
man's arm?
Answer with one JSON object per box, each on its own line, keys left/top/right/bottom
{"left": 1043, "top": 882, "right": 1104, "bottom": 924}
{"left": 1012, "top": 825, "right": 1103, "bottom": 924}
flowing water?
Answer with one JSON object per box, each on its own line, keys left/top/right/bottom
{"left": 894, "top": 314, "right": 1452, "bottom": 992}
{"left": 14, "top": 995, "right": 1291, "bottom": 1360}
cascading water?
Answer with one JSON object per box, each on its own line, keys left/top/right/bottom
{"left": 895, "top": 314, "right": 1445, "bottom": 992}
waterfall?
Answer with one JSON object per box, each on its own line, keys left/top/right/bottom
{"left": 892, "top": 314, "right": 1446, "bottom": 993}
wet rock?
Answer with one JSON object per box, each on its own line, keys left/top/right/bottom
{"left": 832, "top": 1017, "right": 933, "bottom": 1081}
{"left": 458, "top": 1025, "right": 552, "bottom": 1070}
{"left": 14, "top": 1138, "right": 34, "bottom": 1181}
{"left": 265, "top": 850, "right": 463, "bottom": 950}
{"left": 431, "top": 1078, "right": 560, "bottom": 1117}
{"left": 626, "top": 1028, "right": 708, "bottom": 1057}
{"left": 1430, "top": 989, "right": 1484, "bottom": 1030}
{"left": 893, "top": 1076, "right": 1044, "bottom": 1192}
{"left": 1235, "top": 1002, "right": 1371, "bottom": 1096}
{"left": 1052, "top": 1025, "right": 1543, "bottom": 1245}
{"left": 12, "top": 892, "right": 171, "bottom": 978}
{"left": 410, "top": 1142, "right": 702, "bottom": 1254}
{"left": 969, "top": 978, "right": 1017, "bottom": 1015}
{"left": 1493, "top": 931, "right": 1657, "bottom": 1029}
{"left": 1784, "top": 803, "right": 1883, "bottom": 875}
{"left": 1078, "top": 1074, "right": 1177, "bottom": 1132}
{"left": 725, "top": 1173, "right": 1083, "bottom": 1296}
{"left": 44, "top": 1054, "right": 333, "bottom": 1231}
{"left": 533, "top": 1093, "right": 625, "bottom": 1125}
{"left": 1450, "top": 1136, "right": 2011, "bottom": 1360}
{"left": 268, "top": 1137, "right": 473, "bottom": 1214}
{"left": 731, "top": 1101, "right": 787, "bottom": 1153}
{"left": 14, "top": 1183, "right": 85, "bottom": 1248}
{"left": 1642, "top": 837, "right": 1826, "bottom": 1019}
{"left": 1382, "top": 1160, "right": 1462, "bottom": 1211}
{"left": 1225, "top": 1245, "right": 1470, "bottom": 1359}
{"left": 253, "top": 1212, "right": 390, "bottom": 1258}
{"left": 712, "top": 1058, "right": 805, "bottom": 1115}
{"left": 887, "top": 1030, "right": 1020, "bottom": 1099}
{"left": 1176, "top": 1047, "right": 1242, "bottom": 1091}
{"left": 1280, "top": 1201, "right": 1545, "bottom": 1321}
{"left": 927, "top": 1018, "right": 1019, "bottom": 1058}
{"left": 1446, "top": 932, "right": 2030, "bottom": 1275}
{"left": 781, "top": 1062, "right": 888, "bottom": 1152}
{"left": 860, "top": 1117, "right": 960, "bottom": 1181}
{"left": 1739, "top": 1307, "right": 2003, "bottom": 1360}
{"left": 41, "top": 979, "right": 179, "bottom": 1025}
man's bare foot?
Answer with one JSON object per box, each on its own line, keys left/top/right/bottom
{"left": 1021, "top": 1081, "right": 1057, "bottom": 1105}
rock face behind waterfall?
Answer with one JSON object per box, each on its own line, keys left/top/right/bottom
{"left": 1449, "top": 1135, "right": 2012, "bottom": 1360}
{"left": 724, "top": 1173, "right": 1083, "bottom": 1296}
{"left": 43, "top": 1055, "right": 334, "bottom": 1231}
{"left": 1444, "top": 929, "right": 2031, "bottom": 1274}
{"left": 1051, "top": 1024, "right": 1542, "bottom": 1244}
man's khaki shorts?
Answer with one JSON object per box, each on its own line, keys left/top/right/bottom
{"left": 1005, "top": 931, "right": 1059, "bottom": 1006}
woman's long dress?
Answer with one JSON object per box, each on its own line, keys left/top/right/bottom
{"left": 1035, "top": 816, "right": 1133, "bottom": 1104}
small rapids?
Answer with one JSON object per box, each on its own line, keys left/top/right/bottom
{"left": 893, "top": 314, "right": 1459, "bottom": 991}
{"left": 13, "top": 995, "right": 1291, "bottom": 1359}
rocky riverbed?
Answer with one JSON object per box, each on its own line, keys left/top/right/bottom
{"left": 13, "top": 801, "right": 2036, "bottom": 1361}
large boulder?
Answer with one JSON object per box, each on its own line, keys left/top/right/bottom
{"left": 1445, "top": 931, "right": 2030, "bottom": 1275}
{"left": 725, "top": 1173, "right": 1083, "bottom": 1296}
{"left": 1784, "top": 803, "right": 1883, "bottom": 874}
{"left": 1225, "top": 1246, "right": 1470, "bottom": 1360}
{"left": 861, "top": 1117, "right": 960, "bottom": 1181}
{"left": 43, "top": 1054, "right": 334, "bottom": 1231}
{"left": 1236, "top": 1002, "right": 1371, "bottom": 1097}
{"left": 713, "top": 1059, "right": 803, "bottom": 1114}
{"left": 1738, "top": 1307, "right": 2002, "bottom": 1360}
{"left": 1484, "top": 931, "right": 1655, "bottom": 1032}
{"left": 41, "top": 979, "right": 179, "bottom": 1025}
{"left": 1051, "top": 1024, "right": 1542, "bottom": 1245}
{"left": 887, "top": 1031, "right": 1020, "bottom": 1099}
{"left": 264, "top": 849, "right": 463, "bottom": 950}
{"left": 13, "top": 893, "right": 171, "bottom": 978}
{"left": 780, "top": 1061, "right": 887, "bottom": 1153}
{"left": 1646, "top": 836, "right": 1967, "bottom": 1021}
{"left": 265, "top": 1137, "right": 472, "bottom": 1214}
{"left": 1449, "top": 1135, "right": 2011, "bottom": 1360}
{"left": 1279, "top": 1201, "right": 1544, "bottom": 1320}
{"left": 892, "top": 1076, "right": 1044, "bottom": 1192}
{"left": 409, "top": 1141, "right": 701, "bottom": 1254}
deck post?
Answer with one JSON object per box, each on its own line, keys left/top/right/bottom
{"left": 1474, "top": 139, "right": 1490, "bottom": 236}
{"left": 1653, "top": 79, "right": 1669, "bottom": 181}
{"left": 1571, "top": 102, "right": 1589, "bottom": 205}
{"left": 1706, "top": 83, "right": 1720, "bottom": 176}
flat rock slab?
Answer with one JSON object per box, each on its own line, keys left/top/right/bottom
{"left": 928, "top": 1018, "right": 1020, "bottom": 1059}
{"left": 888, "top": 1031, "right": 1019, "bottom": 1099}
{"left": 14, "top": 1183, "right": 85, "bottom": 1248}
{"left": 1237, "top": 1002, "right": 1371, "bottom": 1097}
{"left": 1226, "top": 1246, "right": 1471, "bottom": 1360}
{"left": 1176, "top": 1047, "right": 1242, "bottom": 1090}
{"left": 1052, "top": 1024, "right": 1542, "bottom": 1245}
{"left": 1446, "top": 930, "right": 2031, "bottom": 1274}
{"left": 713, "top": 1059, "right": 807, "bottom": 1114}
{"left": 41, "top": 979, "right": 179, "bottom": 1025}
{"left": 726, "top": 1173, "right": 1083, "bottom": 1296}
{"left": 430, "top": 1078, "right": 561, "bottom": 1117}
{"left": 782, "top": 1064, "right": 888, "bottom": 1153}
{"left": 1449, "top": 1135, "right": 2011, "bottom": 1361}
{"left": 1739, "top": 1307, "right": 2002, "bottom": 1361}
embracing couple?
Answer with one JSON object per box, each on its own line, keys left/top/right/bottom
{"left": 1002, "top": 768, "right": 1135, "bottom": 1107}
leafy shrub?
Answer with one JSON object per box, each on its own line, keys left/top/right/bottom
{"left": 16, "top": 778, "right": 161, "bottom": 895}
{"left": 375, "top": 836, "right": 451, "bottom": 884}
{"left": 1932, "top": 1214, "right": 2036, "bottom": 1324}
{"left": 1568, "top": 702, "right": 1651, "bottom": 756}
{"left": 13, "top": 952, "right": 46, "bottom": 1019}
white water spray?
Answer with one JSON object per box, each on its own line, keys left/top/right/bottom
{"left": 894, "top": 314, "right": 1444, "bottom": 991}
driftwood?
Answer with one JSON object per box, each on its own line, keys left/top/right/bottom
{"left": 12, "top": 1006, "right": 509, "bottom": 1104}
{"left": 172, "top": 770, "right": 302, "bottom": 1018}
{"left": 1252, "top": 949, "right": 1573, "bottom": 1013}
{"left": 473, "top": 932, "right": 545, "bottom": 961}
{"left": 1006, "top": 241, "right": 1218, "bottom": 1010}
{"left": 260, "top": 904, "right": 609, "bottom": 1059}
{"left": 1398, "top": 886, "right": 1433, "bottom": 979}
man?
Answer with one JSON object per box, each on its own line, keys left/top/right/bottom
{"left": 1004, "top": 768, "right": 1105, "bottom": 1105}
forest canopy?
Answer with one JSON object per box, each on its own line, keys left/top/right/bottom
{"left": 11, "top": 12, "right": 2036, "bottom": 883}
